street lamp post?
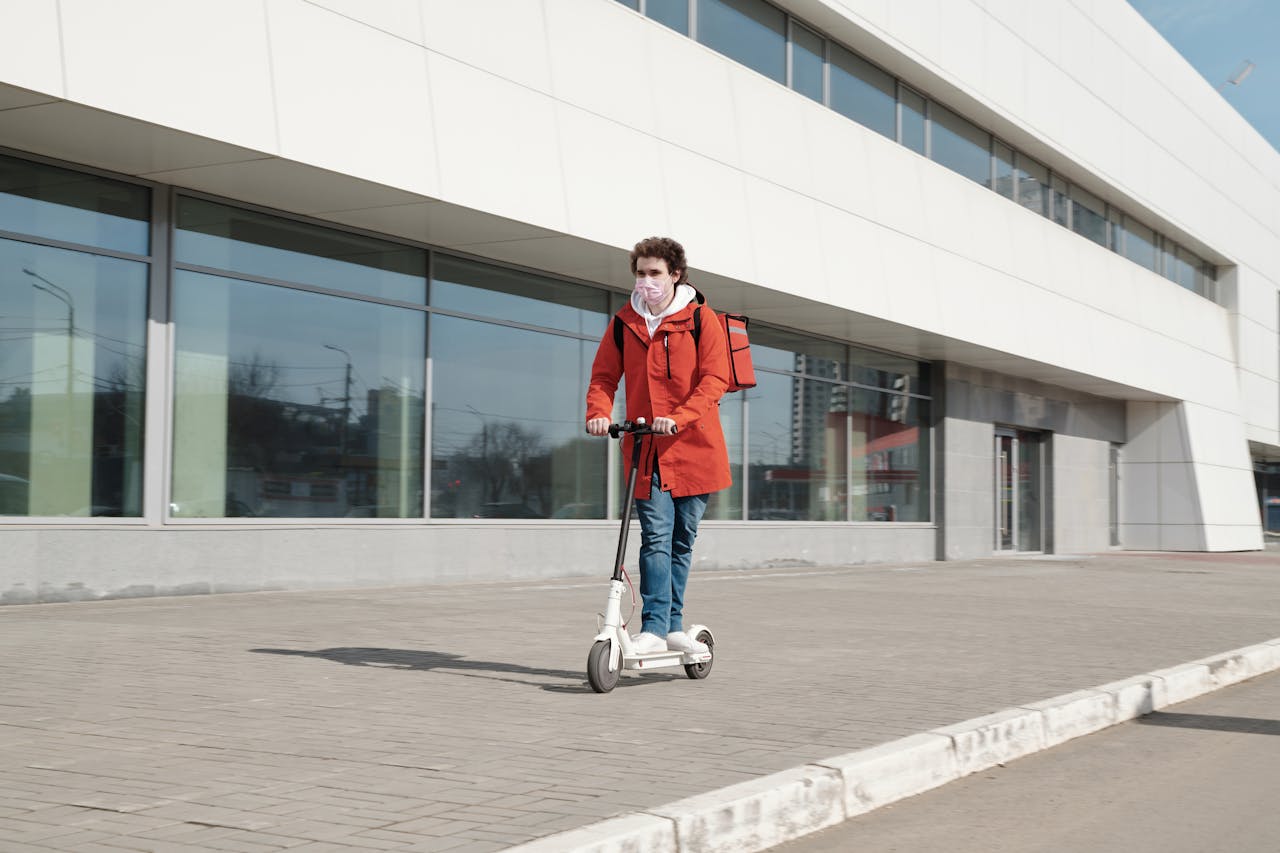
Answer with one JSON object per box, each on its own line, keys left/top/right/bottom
{"left": 322, "top": 343, "right": 353, "bottom": 457}
{"left": 24, "top": 268, "right": 75, "bottom": 400}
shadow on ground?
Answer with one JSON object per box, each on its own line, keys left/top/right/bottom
{"left": 1136, "top": 711, "right": 1280, "bottom": 736}
{"left": 249, "top": 646, "right": 675, "bottom": 691}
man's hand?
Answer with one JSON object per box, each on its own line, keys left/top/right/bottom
{"left": 652, "top": 417, "right": 678, "bottom": 435}
{"left": 586, "top": 417, "right": 610, "bottom": 436}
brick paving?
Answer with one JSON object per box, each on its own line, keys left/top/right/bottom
{"left": 1, "top": 551, "right": 1279, "bottom": 851}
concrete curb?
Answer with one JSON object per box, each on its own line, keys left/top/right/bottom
{"left": 503, "top": 638, "right": 1280, "bottom": 853}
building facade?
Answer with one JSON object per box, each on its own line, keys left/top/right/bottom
{"left": 0, "top": 0, "right": 1275, "bottom": 603}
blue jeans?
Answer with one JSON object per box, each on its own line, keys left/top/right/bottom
{"left": 633, "top": 468, "right": 709, "bottom": 636}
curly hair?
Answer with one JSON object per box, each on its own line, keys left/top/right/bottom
{"left": 629, "top": 237, "right": 689, "bottom": 285}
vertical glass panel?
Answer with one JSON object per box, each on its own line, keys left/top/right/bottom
{"left": 696, "top": 0, "right": 786, "bottom": 84}
{"left": 0, "top": 238, "right": 147, "bottom": 516}
{"left": 828, "top": 43, "right": 895, "bottom": 139}
{"left": 1158, "top": 238, "right": 1177, "bottom": 282}
{"left": 646, "top": 0, "right": 688, "bottom": 34}
{"left": 1107, "top": 208, "right": 1123, "bottom": 255}
{"left": 1173, "top": 246, "right": 1201, "bottom": 293}
{"left": 704, "top": 391, "right": 743, "bottom": 519}
{"left": 171, "top": 271, "right": 425, "bottom": 518}
{"left": 747, "top": 372, "right": 846, "bottom": 521}
{"left": 850, "top": 390, "right": 928, "bottom": 522}
{"left": 615, "top": 0, "right": 639, "bottom": 9}
{"left": 848, "top": 345, "right": 921, "bottom": 392}
{"left": 995, "top": 433, "right": 1014, "bottom": 551}
{"left": 1016, "top": 430, "right": 1042, "bottom": 551}
{"left": 175, "top": 197, "right": 426, "bottom": 303}
{"left": 0, "top": 153, "right": 149, "bottom": 255}
{"left": 1070, "top": 186, "right": 1107, "bottom": 247}
{"left": 430, "top": 315, "right": 605, "bottom": 519}
{"left": 431, "top": 256, "right": 609, "bottom": 335}
{"left": 899, "top": 86, "right": 926, "bottom": 154}
{"left": 1195, "top": 260, "right": 1215, "bottom": 300}
{"left": 790, "top": 22, "right": 825, "bottom": 104}
{"left": 1015, "top": 154, "right": 1049, "bottom": 217}
{"left": 929, "top": 105, "right": 991, "bottom": 185}
{"left": 993, "top": 141, "right": 1015, "bottom": 198}
{"left": 1122, "top": 217, "right": 1158, "bottom": 271}
{"left": 1050, "top": 175, "right": 1070, "bottom": 227}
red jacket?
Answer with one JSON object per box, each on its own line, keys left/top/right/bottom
{"left": 586, "top": 296, "right": 732, "bottom": 499}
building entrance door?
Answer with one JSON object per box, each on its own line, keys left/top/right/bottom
{"left": 995, "top": 428, "right": 1044, "bottom": 553}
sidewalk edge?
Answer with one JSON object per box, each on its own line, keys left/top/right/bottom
{"left": 502, "top": 638, "right": 1280, "bottom": 853}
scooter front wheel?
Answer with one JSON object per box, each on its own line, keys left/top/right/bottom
{"left": 587, "top": 640, "right": 619, "bottom": 693}
{"left": 684, "top": 629, "right": 714, "bottom": 680}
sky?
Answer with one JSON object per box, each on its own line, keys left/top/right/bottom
{"left": 1126, "top": 0, "right": 1280, "bottom": 151}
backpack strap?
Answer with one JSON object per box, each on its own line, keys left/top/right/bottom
{"left": 692, "top": 303, "right": 701, "bottom": 345}
{"left": 612, "top": 315, "right": 624, "bottom": 352}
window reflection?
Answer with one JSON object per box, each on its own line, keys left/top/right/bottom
{"left": 647, "top": 0, "right": 689, "bottom": 34}
{"left": 175, "top": 197, "right": 426, "bottom": 304}
{"left": 747, "top": 372, "right": 847, "bottom": 521}
{"left": 1122, "top": 219, "right": 1158, "bottom": 271}
{"left": 697, "top": 0, "right": 786, "bottom": 84}
{"left": 430, "top": 315, "right": 606, "bottom": 519}
{"left": 899, "top": 86, "right": 926, "bottom": 154}
{"left": 994, "top": 142, "right": 1014, "bottom": 198}
{"left": 1069, "top": 186, "right": 1108, "bottom": 248}
{"left": 704, "top": 392, "right": 743, "bottom": 519}
{"left": 171, "top": 271, "right": 425, "bottom": 518}
{"left": 790, "top": 22, "right": 825, "bottom": 103}
{"left": 432, "top": 256, "right": 608, "bottom": 335}
{"left": 1015, "top": 155, "right": 1049, "bottom": 217}
{"left": 929, "top": 105, "right": 990, "bottom": 185}
{"left": 0, "top": 153, "right": 149, "bottom": 256}
{"left": 851, "top": 392, "right": 928, "bottom": 521}
{"left": 0, "top": 239, "right": 147, "bottom": 516}
{"left": 829, "top": 43, "right": 895, "bottom": 139}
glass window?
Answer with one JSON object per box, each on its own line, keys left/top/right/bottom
{"left": 993, "top": 142, "right": 1014, "bottom": 198}
{"left": 429, "top": 315, "right": 605, "bottom": 520}
{"left": 0, "top": 239, "right": 147, "bottom": 516}
{"left": 828, "top": 43, "right": 895, "bottom": 139}
{"left": 0, "top": 153, "right": 149, "bottom": 255}
{"left": 431, "top": 256, "right": 610, "bottom": 335}
{"left": 790, "top": 22, "right": 825, "bottom": 103}
{"left": 1172, "top": 246, "right": 1199, "bottom": 293}
{"left": 749, "top": 325, "right": 846, "bottom": 378}
{"left": 1015, "top": 154, "right": 1049, "bottom": 217}
{"left": 929, "top": 105, "right": 991, "bottom": 185}
{"left": 696, "top": 0, "right": 786, "bottom": 84}
{"left": 747, "top": 372, "right": 847, "bottom": 521}
{"left": 1121, "top": 217, "right": 1158, "bottom": 271}
{"left": 175, "top": 197, "right": 426, "bottom": 303}
{"left": 899, "top": 86, "right": 926, "bottom": 154}
{"left": 615, "top": 0, "right": 639, "bottom": 9}
{"left": 1070, "top": 185, "right": 1108, "bottom": 248}
{"left": 848, "top": 345, "right": 921, "bottom": 393}
{"left": 850, "top": 391, "right": 929, "bottom": 522}
{"left": 1195, "top": 259, "right": 1215, "bottom": 300}
{"left": 1050, "top": 175, "right": 1070, "bottom": 227}
{"left": 170, "top": 271, "right": 425, "bottom": 519}
{"left": 704, "top": 391, "right": 743, "bottom": 519}
{"left": 646, "top": 0, "right": 688, "bottom": 34}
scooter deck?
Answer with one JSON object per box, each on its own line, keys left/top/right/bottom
{"left": 623, "top": 650, "right": 712, "bottom": 670}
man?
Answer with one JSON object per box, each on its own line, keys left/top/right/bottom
{"left": 585, "top": 237, "right": 731, "bottom": 655}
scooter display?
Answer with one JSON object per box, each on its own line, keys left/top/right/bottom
{"left": 586, "top": 418, "right": 715, "bottom": 694}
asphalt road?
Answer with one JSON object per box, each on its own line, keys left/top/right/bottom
{"left": 774, "top": 669, "right": 1280, "bottom": 853}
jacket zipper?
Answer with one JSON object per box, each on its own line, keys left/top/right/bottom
{"left": 663, "top": 333, "right": 671, "bottom": 379}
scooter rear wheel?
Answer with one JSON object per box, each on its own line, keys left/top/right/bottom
{"left": 587, "top": 640, "right": 619, "bottom": 693}
{"left": 683, "top": 629, "right": 714, "bottom": 680}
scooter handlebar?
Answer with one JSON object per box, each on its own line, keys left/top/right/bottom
{"left": 603, "top": 418, "right": 675, "bottom": 438}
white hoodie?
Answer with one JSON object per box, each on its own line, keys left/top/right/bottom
{"left": 632, "top": 283, "right": 697, "bottom": 338}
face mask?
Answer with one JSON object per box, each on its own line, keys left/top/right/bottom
{"left": 635, "top": 277, "right": 668, "bottom": 303}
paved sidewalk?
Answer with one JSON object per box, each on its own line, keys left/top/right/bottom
{"left": 1, "top": 551, "right": 1279, "bottom": 852}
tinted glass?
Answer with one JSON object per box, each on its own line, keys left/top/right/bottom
{"left": 1122, "top": 218, "right": 1158, "bottom": 271}
{"left": 0, "top": 239, "right": 147, "bottom": 516}
{"left": 994, "top": 142, "right": 1014, "bottom": 198}
{"left": 850, "top": 392, "right": 928, "bottom": 521}
{"left": 0, "top": 154, "right": 149, "bottom": 255}
{"left": 696, "top": 0, "right": 786, "bottom": 83}
{"left": 1051, "top": 175, "right": 1070, "bottom": 227}
{"left": 1070, "top": 186, "right": 1107, "bottom": 247}
{"left": 615, "top": 0, "right": 639, "bottom": 9}
{"left": 1170, "top": 245, "right": 1198, "bottom": 292}
{"left": 1015, "top": 155, "right": 1049, "bottom": 217}
{"left": 750, "top": 325, "right": 846, "bottom": 377}
{"left": 175, "top": 197, "right": 426, "bottom": 303}
{"left": 704, "top": 391, "right": 743, "bottom": 519}
{"left": 899, "top": 87, "right": 926, "bottom": 154}
{"left": 829, "top": 43, "right": 895, "bottom": 139}
{"left": 747, "top": 372, "right": 847, "bottom": 521}
{"left": 430, "top": 315, "right": 605, "bottom": 519}
{"left": 930, "top": 105, "right": 990, "bottom": 185}
{"left": 646, "top": 0, "right": 688, "bottom": 34}
{"left": 790, "top": 23, "right": 824, "bottom": 103}
{"left": 431, "top": 256, "right": 609, "bottom": 335}
{"left": 849, "top": 345, "right": 921, "bottom": 392}
{"left": 171, "top": 271, "right": 425, "bottom": 518}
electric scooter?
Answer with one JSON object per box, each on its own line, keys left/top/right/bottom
{"left": 586, "top": 418, "right": 715, "bottom": 694}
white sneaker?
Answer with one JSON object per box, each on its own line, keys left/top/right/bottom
{"left": 630, "top": 632, "right": 667, "bottom": 654}
{"left": 666, "top": 631, "right": 709, "bottom": 655}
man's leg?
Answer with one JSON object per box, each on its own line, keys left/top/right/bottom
{"left": 667, "top": 492, "right": 709, "bottom": 634}
{"left": 633, "top": 471, "right": 675, "bottom": 637}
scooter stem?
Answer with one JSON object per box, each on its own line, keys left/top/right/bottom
{"left": 611, "top": 434, "right": 646, "bottom": 582}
